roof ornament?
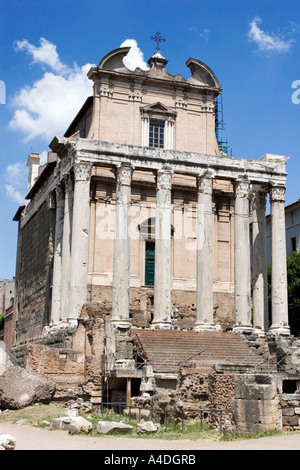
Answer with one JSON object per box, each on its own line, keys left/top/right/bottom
{"left": 150, "top": 32, "right": 166, "bottom": 52}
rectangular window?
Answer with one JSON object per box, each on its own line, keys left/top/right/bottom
{"left": 290, "top": 236, "right": 297, "bottom": 253}
{"left": 149, "top": 121, "right": 164, "bottom": 149}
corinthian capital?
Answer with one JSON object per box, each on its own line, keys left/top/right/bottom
{"left": 270, "top": 185, "right": 285, "bottom": 203}
{"left": 116, "top": 163, "right": 133, "bottom": 187}
{"left": 197, "top": 173, "right": 214, "bottom": 195}
{"left": 73, "top": 162, "right": 93, "bottom": 182}
{"left": 157, "top": 168, "right": 173, "bottom": 191}
{"left": 235, "top": 178, "right": 250, "bottom": 199}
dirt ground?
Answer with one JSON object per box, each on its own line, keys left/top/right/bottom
{"left": 0, "top": 422, "right": 299, "bottom": 451}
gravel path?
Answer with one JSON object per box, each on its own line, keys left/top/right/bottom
{"left": 0, "top": 422, "right": 300, "bottom": 451}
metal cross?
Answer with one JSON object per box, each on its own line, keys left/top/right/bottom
{"left": 150, "top": 32, "right": 166, "bottom": 52}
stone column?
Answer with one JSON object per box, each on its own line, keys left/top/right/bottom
{"left": 269, "top": 185, "right": 290, "bottom": 335}
{"left": 111, "top": 163, "right": 133, "bottom": 328}
{"left": 68, "top": 162, "right": 92, "bottom": 320}
{"left": 60, "top": 174, "right": 73, "bottom": 319}
{"left": 233, "top": 178, "right": 252, "bottom": 332}
{"left": 152, "top": 167, "right": 173, "bottom": 329}
{"left": 50, "top": 184, "right": 65, "bottom": 323}
{"left": 194, "top": 172, "right": 216, "bottom": 331}
{"left": 251, "top": 187, "right": 268, "bottom": 335}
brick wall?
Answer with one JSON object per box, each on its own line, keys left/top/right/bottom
{"left": 16, "top": 202, "right": 55, "bottom": 342}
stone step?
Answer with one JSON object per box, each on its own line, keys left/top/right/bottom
{"left": 131, "top": 328, "right": 263, "bottom": 373}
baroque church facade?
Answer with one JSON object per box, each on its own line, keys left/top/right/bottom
{"left": 8, "top": 45, "right": 292, "bottom": 404}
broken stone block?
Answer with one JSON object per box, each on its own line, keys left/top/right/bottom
{"left": 96, "top": 421, "right": 133, "bottom": 434}
{"left": 136, "top": 421, "right": 161, "bottom": 434}
{"left": 68, "top": 416, "right": 93, "bottom": 434}
{"left": 0, "top": 434, "right": 16, "bottom": 450}
{"left": 0, "top": 366, "right": 56, "bottom": 410}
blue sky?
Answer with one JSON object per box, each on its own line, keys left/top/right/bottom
{"left": 0, "top": 0, "right": 300, "bottom": 280}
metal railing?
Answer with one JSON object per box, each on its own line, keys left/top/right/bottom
{"left": 94, "top": 402, "right": 232, "bottom": 434}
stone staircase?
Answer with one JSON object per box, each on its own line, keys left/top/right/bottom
{"left": 131, "top": 329, "right": 263, "bottom": 374}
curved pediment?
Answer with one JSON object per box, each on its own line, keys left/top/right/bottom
{"left": 98, "top": 47, "right": 131, "bottom": 72}
{"left": 186, "top": 58, "right": 221, "bottom": 89}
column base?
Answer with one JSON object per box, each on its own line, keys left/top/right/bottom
{"left": 268, "top": 323, "right": 290, "bottom": 336}
{"left": 194, "top": 323, "right": 218, "bottom": 332}
{"left": 110, "top": 319, "right": 132, "bottom": 331}
{"left": 150, "top": 321, "right": 173, "bottom": 330}
{"left": 233, "top": 324, "right": 253, "bottom": 334}
{"left": 253, "top": 327, "right": 267, "bottom": 337}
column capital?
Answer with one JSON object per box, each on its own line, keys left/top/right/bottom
{"left": 269, "top": 184, "right": 285, "bottom": 203}
{"left": 235, "top": 177, "right": 250, "bottom": 198}
{"left": 73, "top": 161, "right": 93, "bottom": 182}
{"left": 156, "top": 167, "right": 173, "bottom": 190}
{"left": 197, "top": 172, "right": 214, "bottom": 195}
{"left": 251, "top": 186, "right": 268, "bottom": 212}
{"left": 116, "top": 163, "right": 133, "bottom": 187}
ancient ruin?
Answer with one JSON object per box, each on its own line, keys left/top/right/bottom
{"left": 3, "top": 45, "right": 300, "bottom": 434}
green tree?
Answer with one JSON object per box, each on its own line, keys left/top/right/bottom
{"left": 268, "top": 251, "right": 300, "bottom": 337}
{"left": 287, "top": 251, "right": 300, "bottom": 336}
{"left": 0, "top": 314, "right": 4, "bottom": 330}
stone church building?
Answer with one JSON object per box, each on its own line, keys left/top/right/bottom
{"left": 8, "top": 45, "right": 295, "bottom": 411}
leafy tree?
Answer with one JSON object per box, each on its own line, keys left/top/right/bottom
{"left": 267, "top": 251, "right": 300, "bottom": 337}
{"left": 287, "top": 251, "right": 300, "bottom": 336}
{"left": 0, "top": 314, "right": 4, "bottom": 330}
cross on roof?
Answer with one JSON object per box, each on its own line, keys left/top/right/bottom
{"left": 150, "top": 32, "right": 166, "bottom": 52}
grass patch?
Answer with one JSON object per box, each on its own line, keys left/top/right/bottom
{"left": 0, "top": 403, "right": 67, "bottom": 427}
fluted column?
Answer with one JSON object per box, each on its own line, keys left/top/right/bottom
{"left": 269, "top": 184, "right": 290, "bottom": 335}
{"left": 152, "top": 168, "right": 173, "bottom": 329}
{"left": 233, "top": 178, "right": 252, "bottom": 332}
{"left": 111, "top": 163, "right": 133, "bottom": 328}
{"left": 252, "top": 187, "right": 268, "bottom": 335}
{"left": 50, "top": 184, "right": 65, "bottom": 323}
{"left": 68, "top": 162, "right": 93, "bottom": 319}
{"left": 60, "top": 174, "right": 73, "bottom": 319}
{"left": 194, "top": 172, "right": 216, "bottom": 331}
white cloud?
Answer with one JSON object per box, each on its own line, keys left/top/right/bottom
{"left": 120, "top": 39, "right": 149, "bottom": 70}
{"left": 10, "top": 38, "right": 95, "bottom": 142}
{"left": 14, "top": 37, "right": 69, "bottom": 74}
{"left": 248, "top": 17, "right": 294, "bottom": 53}
{"left": 4, "top": 162, "right": 27, "bottom": 205}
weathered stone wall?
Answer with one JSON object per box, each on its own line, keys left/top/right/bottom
{"left": 279, "top": 393, "right": 300, "bottom": 431}
{"left": 231, "top": 374, "right": 280, "bottom": 435}
{"left": 87, "top": 284, "right": 234, "bottom": 331}
{"left": 16, "top": 201, "right": 55, "bottom": 343}
{"left": 176, "top": 367, "right": 235, "bottom": 409}
{"left": 21, "top": 302, "right": 106, "bottom": 402}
